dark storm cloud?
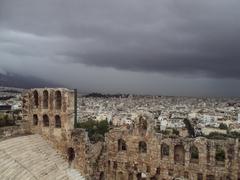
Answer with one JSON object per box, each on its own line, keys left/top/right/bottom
{"left": 1, "top": 0, "right": 240, "bottom": 79}
{"left": 1, "top": 0, "right": 240, "bottom": 96}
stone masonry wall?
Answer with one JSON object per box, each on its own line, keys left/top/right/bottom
{"left": 104, "top": 115, "right": 240, "bottom": 180}
{"left": 22, "top": 88, "right": 102, "bottom": 179}
{"left": 22, "top": 89, "right": 240, "bottom": 180}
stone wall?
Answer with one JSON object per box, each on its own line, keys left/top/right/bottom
{"left": 22, "top": 88, "right": 102, "bottom": 179}
{"left": 22, "top": 88, "right": 75, "bottom": 152}
{"left": 0, "top": 125, "right": 27, "bottom": 139}
{"left": 104, "top": 115, "right": 240, "bottom": 180}
{"left": 22, "top": 89, "right": 240, "bottom": 180}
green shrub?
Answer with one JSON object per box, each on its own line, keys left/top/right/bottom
{"left": 206, "top": 132, "right": 228, "bottom": 140}
{"left": 228, "top": 131, "right": 240, "bottom": 139}
{"left": 205, "top": 131, "right": 240, "bottom": 140}
{"left": 76, "top": 119, "right": 109, "bottom": 142}
{"left": 183, "top": 119, "right": 195, "bottom": 137}
{"left": 219, "top": 123, "right": 228, "bottom": 130}
{"left": 172, "top": 128, "right": 180, "bottom": 136}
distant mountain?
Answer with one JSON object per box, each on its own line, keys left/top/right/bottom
{"left": 0, "top": 73, "right": 60, "bottom": 89}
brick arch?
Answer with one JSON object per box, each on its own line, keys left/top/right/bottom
{"left": 139, "top": 141, "right": 147, "bottom": 153}
{"left": 161, "top": 143, "right": 170, "bottom": 158}
{"left": 117, "top": 171, "right": 125, "bottom": 180}
{"left": 67, "top": 147, "right": 75, "bottom": 162}
{"left": 118, "top": 138, "right": 127, "bottom": 151}
{"left": 33, "top": 114, "right": 38, "bottom": 126}
{"left": 190, "top": 145, "right": 199, "bottom": 163}
{"left": 33, "top": 90, "right": 39, "bottom": 108}
{"left": 43, "top": 90, "right": 49, "bottom": 109}
{"left": 215, "top": 145, "right": 226, "bottom": 166}
{"left": 174, "top": 144, "right": 185, "bottom": 165}
{"left": 55, "top": 90, "right": 62, "bottom": 110}
{"left": 139, "top": 116, "right": 147, "bottom": 130}
{"left": 43, "top": 114, "right": 49, "bottom": 127}
{"left": 55, "top": 115, "right": 61, "bottom": 128}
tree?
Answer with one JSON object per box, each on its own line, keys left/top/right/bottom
{"left": 172, "top": 128, "right": 180, "bottom": 136}
{"left": 219, "top": 123, "right": 228, "bottom": 130}
{"left": 183, "top": 119, "right": 195, "bottom": 137}
{"left": 76, "top": 119, "right": 109, "bottom": 143}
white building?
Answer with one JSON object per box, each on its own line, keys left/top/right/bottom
{"left": 238, "top": 113, "right": 240, "bottom": 124}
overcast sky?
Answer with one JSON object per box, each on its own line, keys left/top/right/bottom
{"left": 1, "top": 0, "right": 240, "bottom": 96}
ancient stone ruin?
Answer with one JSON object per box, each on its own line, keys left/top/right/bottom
{"left": 20, "top": 88, "right": 240, "bottom": 180}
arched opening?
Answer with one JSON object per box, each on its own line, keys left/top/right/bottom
{"left": 197, "top": 173, "right": 203, "bottom": 180}
{"left": 43, "top": 114, "right": 49, "bottom": 127}
{"left": 55, "top": 90, "right": 62, "bottom": 110}
{"left": 128, "top": 173, "right": 134, "bottom": 180}
{"left": 137, "top": 173, "right": 142, "bottom": 180}
{"left": 33, "top": 114, "right": 38, "bottom": 126}
{"left": 99, "top": 172, "right": 104, "bottom": 180}
{"left": 117, "top": 172, "right": 125, "bottom": 180}
{"left": 137, "top": 173, "right": 147, "bottom": 180}
{"left": 190, "top": 145, "right": 199, "bottom": 163}
{"left": 33, "top": 90, "right": 39, "bottom": 108}
{"left": 139, "top": 116, "right": 147, "bottom": 130}
{"left": 150, "top": 176, "right": 157, "bottom": 180}
{"left": 118, "top": 139, "right": 127, "bottom": 151}
{"left": 67, "top": 147, "right": 75, "bottom": 162}
{"left": 113, "top": 161, "right": 118, "bottom": 169}
{"left": 215, "top": 145, "right": 225, "bottom": 166}
{"left": 139, "top": 141, "right": 147, "bottom": 153}
{"left": 174, "top": 145, "right": 185, "bottom": 164}
{"left": 156, "top": 167, "right": 161, "bottom": 175}
{"left": 138, "top": 116, "right": 148, "bottom": 136}
{"left": 161, "top": 143, "right": 169, "bottom": 158}
{"left": 43, "top": 90, "right": 49, "bottom": 109}
{"left": 55, "top": 115, "right": 61, "bottom": 128}
{"left": 206, "top": 175, "right": 215, "bottom": 180}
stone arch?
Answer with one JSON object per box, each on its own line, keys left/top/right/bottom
{"left": 190, "top": 145, "right": 199, "bottom": 163}
{"left": 197, "top": 173, "right": 203, "bottom": 180}
{"left": 99, "top": 172, "right": 104, "bottom": 180}
{"left": 136, "top": 173, "right": 142, "bottom": 180}
{"left": 215, "top": 145, "right": 225, "bottom": 165}
{"left": 33, "top": 114, "right": 38, "bottom": 126}
{"left": 43, "top": 90, "right": 49, "bottom": 109}
{"left": 118, "top": 139, "right": 127, "bottom": 151}
{"left": 139, "top": 141, "right": 147, "bottom": 153}
{"left": 137, "top": 173, "right": 147, "bottom": 180}
{"left": 174, "top": 144, "right": 185, "bottom": 164}
{"left": 33, "top": 90, "right": 39, "bottom": 108}
{"left": 117, "top": 172, "right": 125, "bottom": 180}
{"left": 156, "top": 167, "right": 161, "bottom": 175}
{"left": 128, "top": 173, "right": 134, "bottom": 180}
{"left": 139, "top": 116, "right": 147, "bottom": 130}
{"left": 55, "top": 115, "right": 61, "bottom": 128}
{"left": 55, "top": 90, "right": 62, "bottom": 110}
{"left": 150, "top": 176, "right": 157, "bottom": 180}
{"left": 161, "top": 143, "right": 170, "bottom": 158}
{"left": 43, "top": 114, "right": 49, "bottom": 127}
{"left": 67, "top": 147, "right": 75, "bottom": 162}
{"left": 206, "top": 175, "right": 215, "bottom": 180}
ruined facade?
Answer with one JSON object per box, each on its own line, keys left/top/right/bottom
{"left": 22, "top": 88, "right": 75, "bottom": 148}
{"left": 22, "top": 88, "right": 103, "bottom": 178}
{"left": 105, "top": 114, "right": 240, "bottom": 180}
{"left": 22, "top": 88, "right": 240, "bottom": 180}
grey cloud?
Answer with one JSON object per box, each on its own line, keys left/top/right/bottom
{"left": 1, "top": 0, "right": 240, "bottom": 96}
